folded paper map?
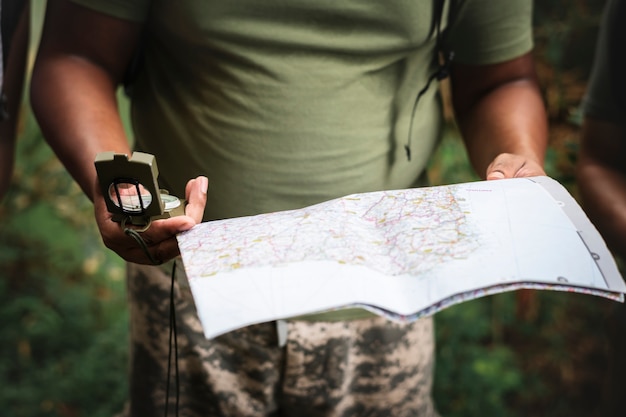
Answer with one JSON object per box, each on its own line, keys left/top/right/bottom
{"left": 177, "top": 176, "right": 626, "bottom": 339}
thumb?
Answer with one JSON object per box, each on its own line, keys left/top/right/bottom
{"left": 485, "top": 153, "right": 519, "bottom": 180}
{"left": 486, "top": 170, "right": 506, "bottom": 180}
{"left": 184, "top": 176, "right": 209, "bottom": 223}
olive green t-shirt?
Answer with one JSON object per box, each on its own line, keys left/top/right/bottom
{"left": 74, "top": 0, "right": 532, "bottom": 218}
{"left": 73, "top": 0, "right": 533, "bottom": 321}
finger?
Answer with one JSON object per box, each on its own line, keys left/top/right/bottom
{"left": 111, "top": 223, "right": 187, "bottom": 264}
{"left": 511, "top": 160, "right": 546, "bottom": 178}
{"left": 486, "top": 170, "right": 506, "bottom": 180}
{"left": 94, "top": 191, "right": 129, "bottom": 246}
{"left": 151, "top": 236, "right": 182, "bottom": 263}
{"left": 485, "top": 153, "right": 546, "bottom": 180}
{"left": 98, "top": 215, "right": 193, "bottom": 264}
{"left": 94, "top": 194, "right": 111, "bottom": 223}
{"left": 486, "top": 153, "right": 518, "bottom": 180}
{"left": 124, "top": 234, "right": 181, "bottom": 265}
{"left": 185, "top": 176, "right": 208, "bottom": 223}
{"left": 140, "top": 215, "right": 196, "bottom": 244}
{"left": 92, "top": 177, "right": 111, "bottom": 221}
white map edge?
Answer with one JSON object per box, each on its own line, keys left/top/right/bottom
{"left": 530, "top": 176, "right": 626, "bottom": 292}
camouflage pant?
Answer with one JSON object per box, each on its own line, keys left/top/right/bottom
{"left": 119, "top": 261, "right": 439, "bottom": 417}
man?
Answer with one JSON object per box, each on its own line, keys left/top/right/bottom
{"left": 577, "top": 1, "right": 626, "bottom": 415}
{"left": 30, "top": 0, "right": 547, "bottom": 416}
{"left": 577, "top": 0, "right": 626, "bottom": 263}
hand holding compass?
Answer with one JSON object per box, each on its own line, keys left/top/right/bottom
{"left": 94, "top": 151, "right": 208, "bottom": 264}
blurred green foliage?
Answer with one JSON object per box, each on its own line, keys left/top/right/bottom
{"left": 1, "top": 1, "right": 622, "bottom": 416}
{"left": 0, "top": 112, "right": 129, "bottom": 416}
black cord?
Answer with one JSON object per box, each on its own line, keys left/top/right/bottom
{"left": 405, "top": 0, "right": 454, "bottom": 161}
{"left": 122, "top": 224, "right": 179, "bottom": 416}
{"left": 404, "top": 51, "right": 453, "bottom": 161}
{"left": 165, "top": 260, "right": 180, "bottom": 417}
{"left": 124, "top": 227, "right": 163, "bottom": 265}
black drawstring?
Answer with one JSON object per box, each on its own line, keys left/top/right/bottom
{"left": 165, "top": 260, "right": 180, "bottom": 417}
{"left": 405, "top": 0, "right": 454, "bottom": 161}
{"left": 404, "top": 51, "right": 453, "bottom": 161}
{"left": 123, "top": 222, "right": 179, "bottom": 416}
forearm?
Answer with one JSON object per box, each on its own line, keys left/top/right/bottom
{"left": 578, "top": 163, "right": 626, "bottom": 261}
{"left": 457, "top": 79, "right": 548, "bottom": 178}
{"left": 30, "top": 57, "right": 131, "bottom": 200}
{"left": 30, "top": 0, "right": 140, "bottom": 201}
{"left": 450, "top": 52, "right": 548, "bottom": 179}
{"left": 577, "top": 119, "right": 626, "bottom": 261}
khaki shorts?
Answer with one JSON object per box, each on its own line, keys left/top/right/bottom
{"left": 118, "top": 261, "right": 438, "bottom": 417}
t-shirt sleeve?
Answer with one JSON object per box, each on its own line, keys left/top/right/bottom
{"left": 581, "top": 0, "right": 626, "bottom": 124}
{"left": 70, "top": 0, "right": 151, "bottom": 22}
{"left": 443, "top": 0, "right": 534, "bottom": 65}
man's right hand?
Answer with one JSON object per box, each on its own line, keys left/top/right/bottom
{"left": 94, "top": 176, "right": 208, "bottom": 265}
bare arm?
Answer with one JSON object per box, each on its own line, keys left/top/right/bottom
{"left": 30, "top": 0, "right": 140, "bottom": 199}
{"left": 31, "top": 0, "right": 208, "bottom": 264}
{"left": 577, "top": 118, "right": 626, "bottom": 261}
{"left": 450, "top": 52, "right": 548, "bottom": 180}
